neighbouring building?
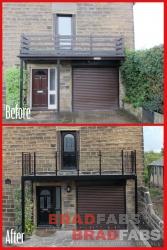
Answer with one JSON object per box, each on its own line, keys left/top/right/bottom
{"left": 148, "top": 158, "right": 163, "bottom": 188}
{"left": 3, "top": 3, "right": 134, "bottom": 112}
{"left": 3, "top": 126, "right": 144, "bottom": 233}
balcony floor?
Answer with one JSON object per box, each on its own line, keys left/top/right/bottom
{"left": 24, "top": 170, "right": 129, "bottom": 176}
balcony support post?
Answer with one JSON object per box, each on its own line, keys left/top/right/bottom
{"left": 22, "top": 152, "right": 24, "bottom": 176}
{"left": 77, "top": 151, "right": 80, "bottom": 176}
{"left": 99, "top": 151, "right": 102, "bottom": 175}
{"left": 134, "top": 150, "right": 137, "bottom": 174}
{"left": 29, "top": 153, "right": 31, "bottom": 175}
{"left": 55, "top": 151, "right": 57, "bottom": 176}
{"left": 34, "top": 152, "right": 36, "bottom": 176}
{"left": 131, "top": 151, "right": 134, "bottom": 174}
{"left": 20, "top": 59, "right": 24, "bottom": 108}
{"left": 21, "top": 177, "right": 25, "bottom": 240}
{"left": 122, "top": 150, "right": 124, "bottom": 175}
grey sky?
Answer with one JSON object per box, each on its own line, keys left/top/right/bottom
{"left": 134, "top": 3, "right": 164, "bottom": 49}
{"left": 143, "top": 127, "right": 163, "bottom": 152}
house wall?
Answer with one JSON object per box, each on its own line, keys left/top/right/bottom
{"left": 3, "top": 3, "right": 134, "bottom": 70}
{"left": 3, "top": 126, "right": 144, "bottom": 232}
{"left": 3, "top": 3, "right": 134, "bottom": 111}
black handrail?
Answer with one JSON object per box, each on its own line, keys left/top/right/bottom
{"left": 21, "top": 150, "right": 136, "bottom": 176}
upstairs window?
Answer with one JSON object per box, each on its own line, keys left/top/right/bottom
{"left": 57, "top": 15, "right": 72, "bottom": 36}
{"left": 55, "top": 14, "right": 75, "bottom": 49}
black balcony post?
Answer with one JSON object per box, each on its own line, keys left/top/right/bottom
{"left": 99, "top": 151, "right": 102, "bottom": 175}
{"left": 121, "top": 150, "right": 124, "bottom": 175}
{"left": 55, "top": 151, "right": 57, "bottom": 176}
{"left": 20, "top": 59, "right": 24, "bottom": 108}
{"left": 77, "top": 151, "right": 80, "bottom": 176}
{"left": 131, "top": 151, "right": 133, "bottom": 174}
{"left": 21, "top": 177, "right": 25, "bottom": 239}
{"left": 134, "top": 150, "right": 137, "bottom": 174}
{"left": 135, "top": 177, "right": 138, "bottom": 214}
{"left": 34, "top": 152, "right": 36, "bottom": 176}
{"left": 29, "top": 153, "right": 31, "bottom": 175}
{"left": 22, "top": 152, "right": 24, "bottom": 176}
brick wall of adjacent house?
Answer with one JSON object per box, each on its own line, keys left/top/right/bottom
{"left": 3, "top": 3, "right": 134, "bottom": 70}
{"left": 3, "top": 126, "right": 144, "bottom": 231}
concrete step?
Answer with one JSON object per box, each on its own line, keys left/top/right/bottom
{"left": 35, "top": 227, "right": 56, "bottom": 237}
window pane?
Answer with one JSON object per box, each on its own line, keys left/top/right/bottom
{"left": 50, "top": 69, "right": 55, "bottom": 90}
{"left": 40, "top": 197, "right": 44, "bottom": 209}
{"left": 56, "top": 187, "right": 61, "bottom": 209}
{"left": 50, "top": 94, "right": 55, "bottom": 105}
{"left": 40, "top": 190, "right": 50, "bottom": 196}
{"left": 64, "top": 134, "right": 75, "bottom": 152}
{"left": 47, "top": 196, "right": 51, "bottom": 209}
{"left": 58, "top": 16, "right": 72, "bottom": 36}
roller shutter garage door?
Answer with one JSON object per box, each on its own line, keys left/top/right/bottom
{"left": 77, "top": 185, "right": 126, "bottom": 229}
{"left": 73, "top": 67, "right": 119, "bottom": 111}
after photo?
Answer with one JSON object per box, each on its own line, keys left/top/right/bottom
{"left": 2, "top": 2, "right": 164, "bottom": 123}
{"left": 3, "top": 126, "right": 163, "bottom": 247}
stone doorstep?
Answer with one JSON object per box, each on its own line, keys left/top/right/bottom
{"left": 35, "top": 227, "right": 57, "bottom": 237}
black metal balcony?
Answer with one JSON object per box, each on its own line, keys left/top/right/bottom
{"left": 20, "top": 34, "right": 124, "bottom": 59}
{"left": 22, "top": 150, "right": 136, "bottom": 177}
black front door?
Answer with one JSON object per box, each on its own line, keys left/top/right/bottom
{"left": 37, "top": 187, "right": 61, "bottom": 226}
{"left": 61, "top": 131, "right": 77, "bottom": 169}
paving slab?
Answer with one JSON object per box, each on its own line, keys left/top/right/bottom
{"left": 3, "top": 109, "right": 140, "bottom": 124}
{"left": 18, "top": 230, "right": 145, "bottom": 247}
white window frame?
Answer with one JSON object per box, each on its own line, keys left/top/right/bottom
{"left": 48, "top": 68, "right": 57, "bottom": 110}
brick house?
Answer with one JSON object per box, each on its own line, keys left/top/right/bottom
{"left": 3, "top": 3, "right": 134, "bottom": 112}
{"left": 3, "top": 126, "right": 144, "bottom": 233}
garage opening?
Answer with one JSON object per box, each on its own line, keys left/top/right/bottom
{"left": 73, "top": 67, "right": 119, "bottom": 111}
{"left": 77, "top": 184, "right": 126, "bottom": 230}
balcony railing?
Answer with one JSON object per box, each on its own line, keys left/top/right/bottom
{"left": 22, "top": 150, "right": 136, "bottom": 177}
{"left": 20, "top": 34, "right": 124, "bottom": 58}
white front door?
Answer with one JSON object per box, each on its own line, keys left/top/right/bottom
{"left": 48, "top": 68, "right": 57, "bottom": 109}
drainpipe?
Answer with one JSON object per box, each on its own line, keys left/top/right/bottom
{"left": 20, "top": 59, "right": 24, "bottom": 108}
{"left": 21, "top": 177, "right": 25, "bottom": 239}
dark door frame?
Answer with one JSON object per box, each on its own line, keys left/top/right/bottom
{"left": 36, "top": 186, "right": 61, "bottom": 227}
{"left": 61, "top": 131, "right": 78, "bottom": 170}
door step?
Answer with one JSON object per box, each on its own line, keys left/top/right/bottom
{"left": 35, "top": 227, "right": 56, "bottom": 237}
